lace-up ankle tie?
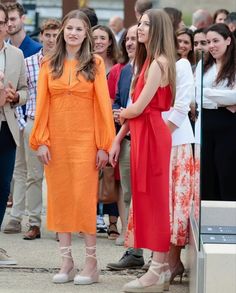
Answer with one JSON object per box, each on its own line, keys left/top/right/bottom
{"left": 74, "top": 246, "right": 100, "bottom": 285}
{"left": 52, "top": 246, "right": 75, "bottom": 284}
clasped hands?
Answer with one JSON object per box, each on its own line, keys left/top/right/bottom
{"left": 112, "top": 107, "right": 126, "bottom": 125}
{"left": 0, "top": 82, "right": 19, "bottom": 106}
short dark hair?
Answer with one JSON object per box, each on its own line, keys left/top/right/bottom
{"left": 80, "top": 7, "right": 98, "bottom": 27}
{"left": 164, "top": 7, "right": 182, "bottom": 32}
{"left": 225, "top": 12, "right": 236, "bottom": 24}
{"left": 40, "top": 19, "right": 61, "bottom": 33}
{"left": 135, "top": 0, "right": 153, "bottom": 16}
{"left": 0, "top": 3, "right": 8, "bottom": 22}
{"left": 193, "top": 28, "right": 205, "bottom": 37}
{"left": 5, "top": 2, "right": 25, "bottom": 17}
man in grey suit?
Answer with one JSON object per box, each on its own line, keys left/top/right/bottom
{"left": 0, "top": 3, "right": 27, "bottom": 265}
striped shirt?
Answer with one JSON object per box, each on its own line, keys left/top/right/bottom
{"left": 16, "top": 48, "right": 43, "bottom": 129}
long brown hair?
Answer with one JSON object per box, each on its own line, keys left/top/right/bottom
{"left": 92, "top": 25, "right": 120, "bottom": 65}
{"left": 213, "top": 9, "right": 229, "bottom": 24}
{"left": 204, "top": 23, "right": 236, "bottom": 88}
{"left": 48, "top": 10, "right": 96, "bottom": 81}
{"left": 176, "top": 27, "right": 194, "bottom": 65}
{"left": 132, "top": 9, "right": 176, "bottom": 99}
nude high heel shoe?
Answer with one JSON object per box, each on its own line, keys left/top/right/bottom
{"left": 170, "top": 261, "right": 184, "bottom": 284}
{"left": 74, "top": 245, "right": 100, "bottom": 285}
{"left": 52, "top": 246, "right": 76, "bottom": 284}
{"left": 123, "top": 260, "right": 165, "bottom": 292}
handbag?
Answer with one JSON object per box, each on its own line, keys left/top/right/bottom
{"left": 98, "top": 165, "right": 119, "bottom": 204}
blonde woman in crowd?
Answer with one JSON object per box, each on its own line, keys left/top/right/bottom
{"left": 30, "top": 10, "right": 114, "bottom": 285}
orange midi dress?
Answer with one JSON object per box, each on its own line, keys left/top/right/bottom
{"left": 30, "top": 56, "right": 115, "bottom": 234}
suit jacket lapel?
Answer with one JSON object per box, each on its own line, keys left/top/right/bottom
{"left": 4, "top": 44, "right": 10, "bottom": 85}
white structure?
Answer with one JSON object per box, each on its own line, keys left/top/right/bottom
{"left": 189, "top": 201, "right": 236, "bottom": 293}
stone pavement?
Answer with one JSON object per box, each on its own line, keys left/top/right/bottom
{"left": 0, "top": 209, "right": 189, "bottom": 293}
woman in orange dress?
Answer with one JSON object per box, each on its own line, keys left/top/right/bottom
{"left": 110, "top": 9, "right": 176, "bottom": 293}
{"left": 30, "top": 10, "right": 114, "bottom": 285}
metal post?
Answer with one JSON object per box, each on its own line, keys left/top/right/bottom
{"left": 62, "top": 0, "right": 79, "bottom": 17}
{"left": 1, "top": 0, "right": 16, "bottom": 3}
{"left": 123, "top": 0, "right": 137, "bottom": 27}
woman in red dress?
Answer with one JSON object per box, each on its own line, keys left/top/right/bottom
{"left": 110, "top": 9, "right": 176, "bottom": 293}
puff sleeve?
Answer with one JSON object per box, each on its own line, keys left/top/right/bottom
{"left": 29, "top": 61, "right": 50, "bottom": 150}
{"left": 93, "top": 56, "right": 115, "bottom": 152}
{"left": 168, "top": 59, "right": 194, "bottom": 127}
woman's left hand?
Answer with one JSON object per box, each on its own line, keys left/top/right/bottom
{"left": 96, "top": 149, "right": 108, "bottom": 170}
{"left": 226, "top": 105, "right": 236, "bottom": 113}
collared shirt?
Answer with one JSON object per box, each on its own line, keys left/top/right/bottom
{"left": 14, "top": 35, "right": 42, "bottom": 129}
{"left": 19, "top": 35, "right": 42, "bottom": 58}
{"left": 114, "top": 28, "right": 126, "bottom": 43}
{"left": 25, "top": 48, "right": 43, "bottom": 119}
{"left": 195, "top": 62, "right": 236, "bottom": 110}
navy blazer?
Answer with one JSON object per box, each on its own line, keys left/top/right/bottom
{"left": 113, "top": 63, "right": 133, "bottom": 109}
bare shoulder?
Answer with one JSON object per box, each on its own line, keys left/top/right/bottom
{"left": 155, "top": 55, "right": 169, "bottom": 69}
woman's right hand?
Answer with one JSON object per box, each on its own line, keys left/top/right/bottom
{"left": 113, "top": 108, "right": 121, "bottom": 124}
{"left": 37, "top": 145, "right": 51, "bottom": 165}
{"left": 109, "top": 140, "right": 121, "bottom": 167}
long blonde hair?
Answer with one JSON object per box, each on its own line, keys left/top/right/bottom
{"left": 48, "top": 10, "right": 96, "bottom": 81}
{"left": 133, "top": 9, "right": 176, "bottom": 100}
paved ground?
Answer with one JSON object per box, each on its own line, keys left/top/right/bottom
{"left": 0, "top": 203, "right": 189, "bottom": 293}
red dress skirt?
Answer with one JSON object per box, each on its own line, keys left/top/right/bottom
{"left": 129, "top": 61, "right": 172, "bottom": 252}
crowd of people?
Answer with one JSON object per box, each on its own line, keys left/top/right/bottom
{"left": 0, "top": 0, "right": 236, "bottom": 292}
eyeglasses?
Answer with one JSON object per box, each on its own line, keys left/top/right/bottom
{"left": 0, "top": 21, "right": 6, "bottom": 27}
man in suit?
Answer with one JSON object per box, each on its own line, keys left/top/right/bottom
{"left": 107, "top": 25, "right": 145, "bottom": 269}
{"left": 0, "top": 3, "right": 28, "bottom": 264}
{"left": 4, "top": 19, "right": 61, "bottom": 240}
{"left": 109, "top": 16, "right": 126, "bottom": 43}
{"left": 3, "top": 2, "right": 42, "bottom": 236}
